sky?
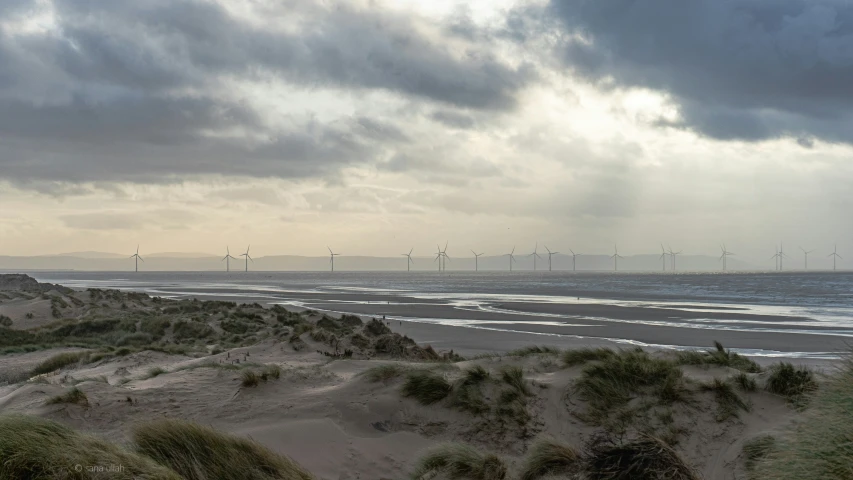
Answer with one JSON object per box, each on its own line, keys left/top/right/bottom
{"left": 1, "top": 0, "right": 852, "bottom": 264}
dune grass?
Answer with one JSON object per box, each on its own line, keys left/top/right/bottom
{"left": 699, "top": 378, "right": 751, "bottom": 421}
{"left": 585, "top": 433, "right": 701, "bottom": 480}
{"left": 133, "top": 418, "right": 314, "bottom": 480}
{"left": 518, "top": 439, "right": 582, "bottom": 480}
{"left": 733, "top": 372, "right": 757, "bottom": 392}
{"left": 562, "top": 347, "right": 616, "bottom": 367}
{"left": 30, "top": 351, "right": 89, "bottom": 376}
{"left": 508, "top": 345, "right": 561, "bottom": 357}
{"left": 402, "top": 371, "right": 453, "bottom": 405}
{"left": 674, "top": 341, "right": 761, "bottom": 373}
{"left": 501, "top": 366, "right": 532, "bottom": 397}
{"left": 0, "top": 414, "right": 181, "bottom": 479}
{"left": 749, "top": 359, "right": 853, "bottom": 480}
{"left": 145, "top": 366, "right": 167, "bottom": 379}
{"left": 410, "top": 442, "right": 507, "bottom": 480}
{"left": 765, "top": 362, "right": 817, "bottom": 404}
{"left": 45, "top": 387, "right": 89, "bottom": 406}
{"left": 240, "top": 364, "right": 282, "bottom": 387}
{"left": 573, "top": 349, "right": 689, "bottom": 428}
{"left": 742, "top": 435, "right": 776, "bottom": 473}
{"left": 361, "top": 364, "right": 412, "bottom": 382}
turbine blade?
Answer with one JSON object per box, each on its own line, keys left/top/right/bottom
{"left": 138, "top": 256, "right": 144, "bottom": 262}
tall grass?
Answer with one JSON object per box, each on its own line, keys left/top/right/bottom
{"left": 699, "top": 378, "right": 751, "bottom": 421}
{"left": 562, "top": 347, "right": 616, "bottom": 367}
{"left": 675, "top": 341, "right": 761, "bottom": 373}
{"left": 133, "top": 418, "right": 314, "bottom": 480}
{"left": 765, "top": 363, "right": 817, "bottom": 403}
{"left": 585, "top": 434, "right": 701, "bottom": 480}
{"left": 0, "top": 414, "right": 181, "bottom": 479}
{"left": 518, "top": 439, "right": 582, "bottom": 480}
{"left": 30, "top": 351, "right": 89, "bottom": 376}
{"left": 508, "top": 346, "right": 561, "bottom": 357}
{"left": 750, "top": 359, "right": 853, "bottom": 479}
{"left": 410, "top": 443, "right": 507, "bottom": 480}
{"left": 45, "top": 387, "right": 88, "bottom": 406}
{"left": 402, "top": 371, "right": 452, "bottom": 405}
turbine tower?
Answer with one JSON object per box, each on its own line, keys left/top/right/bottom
{"left": 328, "top": 247, "right": 340, "bottom": 272}
{"left": 544, "top": 246, "right": 559, "bottom": 272}
{"left": 528, "top": 243, "right": 542, "bottom": 271}
{"left": 129, "top": 245, "right": 144, "bottom": 272}
{"left": 240, "top": 245, "right": 253, "bottom": 272}
{"left": 402, "top": 248, "right": 414, "bottom": 272}
{"left": 472, "top": 251, "right": 484, "bottom": 272}
{"left": 719, "top": 244, "right": 734, "bottom": 272}
{"left": 667, "top": 245, "right": 682, "bottom": 271}
{"left": 222, "top": 246, "right": 237, "bottom": 272}
{"left": 659, "top": 244, "right": 667, "bottom": 272}
{"left": 828, "top": 245, "right": 842, "bottom": 271}
{"left": 506, "top": 246, "right": 517, "bottom": 271}
{"left": 434, "top": 245, "right": 443, "bottom": 272}
{"left": 779, "top": 242, "right": 788, "bottom": 271}
{"left": 610, "top": 245, "right": 624, "bottom": 272}
{"left": 441, "top": 242, "right": 450, "bottom": 272}
{"left": 800, "top": 247, "right": 814, "bottom": 270}
{"left": 569, "top": 249, "right": 581, "bottom": 272}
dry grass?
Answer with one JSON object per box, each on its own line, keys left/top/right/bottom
{"left": 45, "top": 387, "right": 89, "bottom": 406}
{"left": 30, "top": 351, "right": 89, "bottom": 376}
{"left": 0, "top": 414, "right": 181, "bottom": 479}
{"left": 133, "top": 418, "right": 314, "bottom": 480}
{"left": 410, "top": 442, "right": 507, "bottom": 480}
{"left": 585, "top": 433, "right": 701, "bottom": 480}
{"left": 519, "top": 439, "right": 582, "bottom": 480}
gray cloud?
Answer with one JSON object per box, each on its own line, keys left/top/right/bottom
{"left": 546, "top": 0, "right": 853, "bottom": 144}
{"left": 430, "top": 110, "right": 477, "bottom": 129}
{"left": 0, "top": 0, "right": 533, "bottom": 186}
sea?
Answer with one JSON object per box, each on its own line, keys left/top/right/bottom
{"left": 28, "top": 271, "right": 853, "bottom": 360}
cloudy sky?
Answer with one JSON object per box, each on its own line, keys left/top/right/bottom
{"left": 1, "top": 0, "right": 852, "bottom": 263}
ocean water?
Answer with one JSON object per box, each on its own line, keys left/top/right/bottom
{"left": 29, "top": 271, "right": 853, "bottom": 359}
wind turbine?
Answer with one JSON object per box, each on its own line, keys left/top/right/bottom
{"left": 434, "top": 245, "right": 443, "bottom": 272}
{"left": 240, "top": 245, "right": 253, "bottom": 272}
{"left": 544, "top": 246, "right": 559, "bottom": 271}
{"left": 441, "top": 242, "right": 450, "bottom": 272}
{"left": 828, "top": 244, "right": 842, "bottom": 271}
{"left": 506, "top": 246, "right": 517, "bottom": 271}
{"left": 528, "top": 243, "right": 542, "bottom": 271}
{"left": 222, "top": 246, "right": 237, "bottom": 272}
{"left": 667, "top": 245, "right": 682, "bottom": 271}
{"left": 610, "top": 245, "right": 624, "bottom": 272}
{"left": 779, "top": 242, "right": 788, "bottom": 271}
{"left": 770, "top": 246, "right": 780, "bottom": 271}
{"left": 800, "top": 247, "right": 814, "bottom": 270}
{"left": 719, "top": 244, "right": 734, "bottom": 272}
{"left": 472, "top": 250, "right": 484, "bottom": 272}
{"left": 659, "top": 244, "right": 667, "bottom": 272}
{"left": 402, "top": 248, "right": 414, "bottom": 272}
{"left": 569, "top": 249, "right": 581, "bottom": 272}
{"left": 328, "top": 247, "right": 340, "bottom": 272}
{"left": 130, "top": 245, "right": 144, "bottom": 272}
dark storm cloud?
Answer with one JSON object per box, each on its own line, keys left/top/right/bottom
{"left": 547, "top": 0, "right": 853, "bottom": 144}
{"left": 0, "top": 0, "right": 533, "bottom": 186}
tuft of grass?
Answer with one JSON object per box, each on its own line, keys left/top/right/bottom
{"left": 742, "top": 435, "right": 776, "bottom": 472}
{"left": 133, "top": 418, "right": 314, "bottom": 480}
{"left": 562, "top": 347, "right": 616, "bottom": 367}
{"left": 699, "top": 378, "right": 751, "bottom": 421}
{"left": 519, "top": 439, "right": 582, "bottom": 480}
{"left": 145, "top": 366, "right": 167, "bottom": 379}
{"left": 45, "top": 387, "right": 89, "bottom": 406}
{"left": 765, "top": 363, "right": 817, "bottom": 403}
{"left": 675, "top": 342, "right": 761, "bottom": 373}
{"left": 462, "top": 365, "right": 491, "bottom": 386}
{"left": 402, "top": 371, "right": 453, "bottom": 405}
{"left": 501, "top": 366, "right": 532, "bottom": 397}
{"left": 733, "top": 372, "right": 758, "bottom": 392}
{"left": 241, "top": 365, "right": 282, "bottom": 387}
{"left": 410, "top": 442, "right": 507, "bottom": 480}
{"left": 508, "top": 345, "right": 561, "bottom": 357}
{"left": 241, "top": 370, "right": 261, "bottom": 387}
{"left": 0, "top": 414, "right": 181, "bottom": 479}
{"left": 585, "top": 433, "right": 701, "bottom": 480}
{"left": 30, "top": 351, "right": 89, "bottom": 376}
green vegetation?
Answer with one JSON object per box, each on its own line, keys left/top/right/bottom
{"left": 133, "top": 418, "right": 314, "bottom": 480}
{"left": 0, "top": 415, "right": 181, "bottom": 479}
{"left": 361, "top": 363, "right": 411, "bottom": 382}
{"left": 45, "top": 387, "right": 89, "bottom": 406}
{"left": 749, "top": 359, "right": 852, "bottom": 479}
{"left": 733, "top": 372, "right": 758, "bottom": 392}
{"left": 501, "top": 366, "right": 532, "bottom": 397}
{"left": 674, "top": 341, "right": 762, "bottom": 373}
{"left": 765, "top": 362, "right": 817, "bottom": 404}
{"left": 562, "top": 347, "right": 616, "bottom": 367}
{"left": 0, "top": 314, "right": 12, "bottom": 327}
{"left": 30, "top": 351, "right": 89, "bottom": 376}
{"left": 742, "top": 435, "right": 776, "bottom": 473}
{"left": 241, "top": 364, "right": 282, "bottom": 387}
{"left": 402, "top": 371, "right": 453, "bottom": 405}
{"left": 507, "top": 345, "right": 560, "bottom": 357}
{"left": 410, "top": 443, "right": 507, "bottom": 480}
{"left": 518, "top": 439, "right": 582, "bottom": 480}
{"left": 573, "top": 348, "right": 689, "bottom": 431}
{"left": 699, "top": 378, "right": 751, "bottom": 421}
